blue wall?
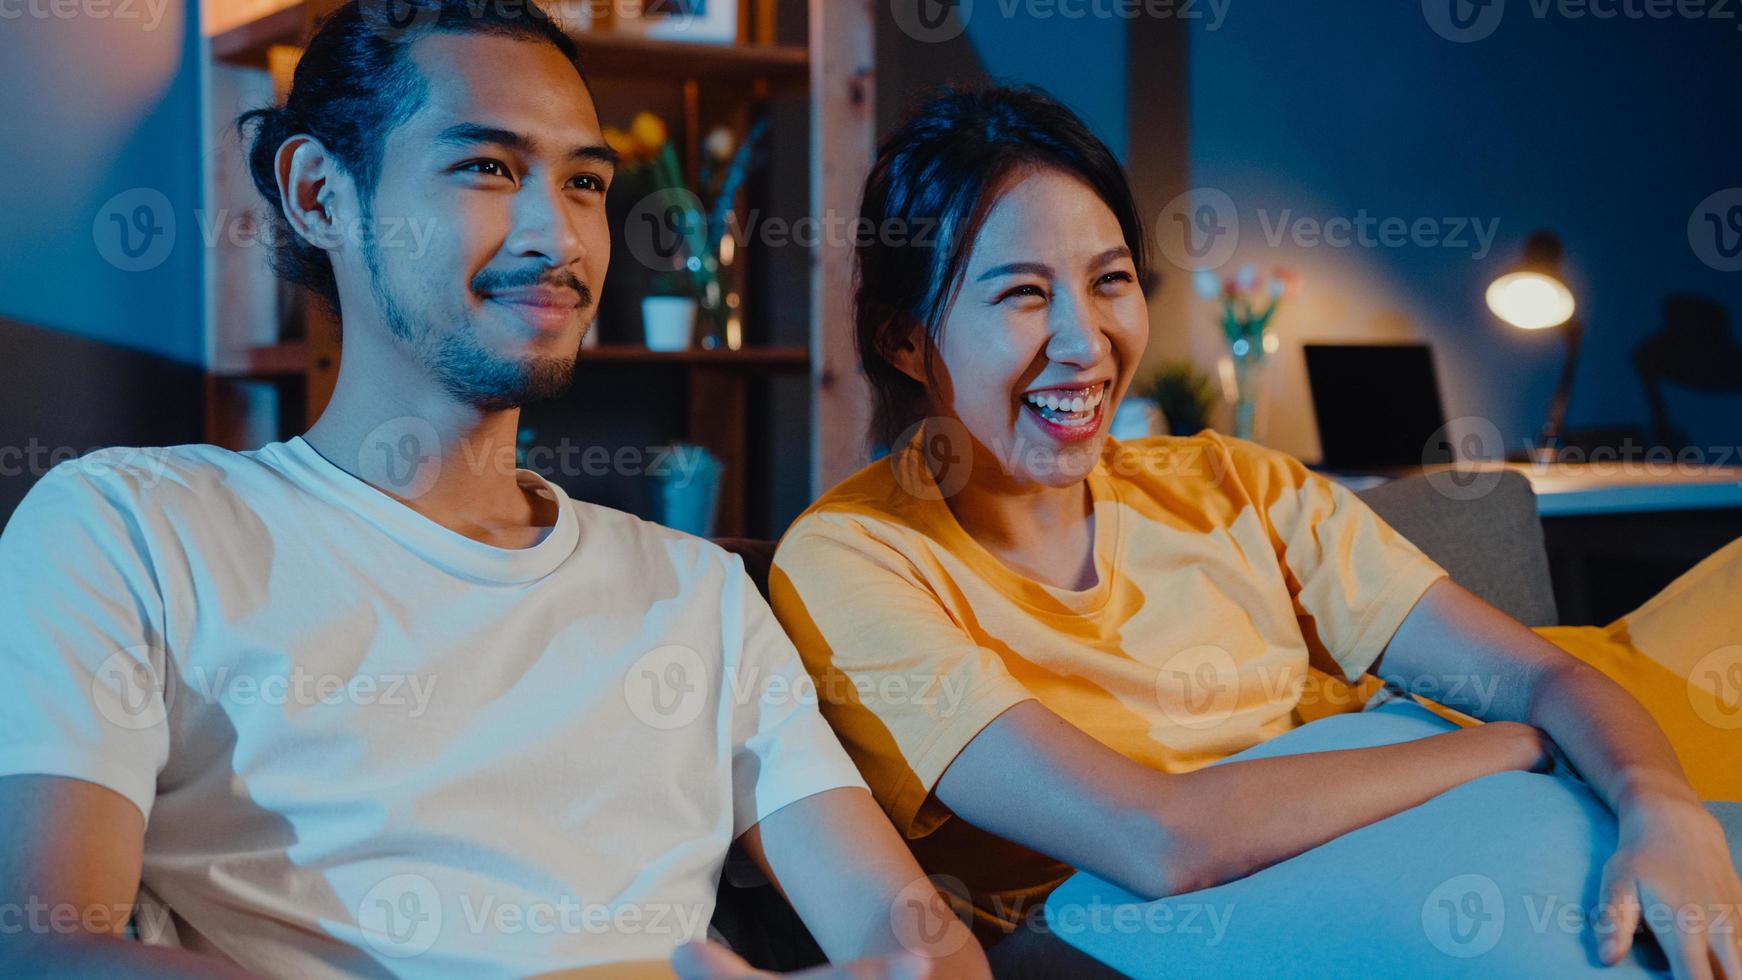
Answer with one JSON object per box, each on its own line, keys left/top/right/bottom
{"left": 0, "top": 0, "right": 206, "bottom": 366}
{"left": 1186, "top": 1, "right": 1742, "bottom": 459}
{"left": 877, "top": 0, "right": 1129, "bottom": 163}
{"left": 964, "top": 5, "right": 1129, "bottom": 163}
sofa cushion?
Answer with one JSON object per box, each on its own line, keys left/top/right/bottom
{"left": 1355, "top": 469, "right": 1558, "bottom": 627}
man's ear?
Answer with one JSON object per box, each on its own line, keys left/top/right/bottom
{"left": 275, "top": 135, "right": 353, "bottom": 252}
{"left": 880, "top": 318, "right": 929, "bottom": 387}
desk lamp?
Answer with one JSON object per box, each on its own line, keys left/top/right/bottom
{"left": 1486, "top": 230, "right": 1580, "bottom": 462}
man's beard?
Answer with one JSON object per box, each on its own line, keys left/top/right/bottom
{"left": 366, "top": 243, "right": 580, "bottom": 411}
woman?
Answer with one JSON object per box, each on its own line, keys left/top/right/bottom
{"left": 767, "top": 85, "right": 1741, "bottom": 977}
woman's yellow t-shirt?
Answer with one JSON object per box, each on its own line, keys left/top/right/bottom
{"left": 767, "top": 430, "right": 1449, "bottom": 942}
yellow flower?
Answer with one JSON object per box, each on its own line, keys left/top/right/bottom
{"left": 630, "top": 112, "right": 668, "bottom": 153}
{"left": 602, "top": 125, "right": 638, "bottom": 162}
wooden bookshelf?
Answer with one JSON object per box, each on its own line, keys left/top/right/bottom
{"left": 199, "top": 0, "right": 874, "bottom": 537}
{"left": 212, "top": 342, "right": 309, "bottom": 378}
{"left": 213, "top": 6, "right": 810, "bottom": 91}
{"left": 578, "top": 344, "right": 809, "bottom": 369}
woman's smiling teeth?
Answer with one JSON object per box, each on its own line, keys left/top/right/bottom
{"left": 1021, "top": 382, "right": 1107, "bottom": 423}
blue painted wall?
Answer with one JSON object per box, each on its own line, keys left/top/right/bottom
{"left": 0, "top": 0, "right": 206, "bottom": 366}
{"left": 1185, "top": 1, "right": 1742, "bottom": 459}
{"left": 963, "top": 3, "right": 1129, "bottom": 163}
{"left": 877, "top": 0, "right": 1129, "bottom": 163}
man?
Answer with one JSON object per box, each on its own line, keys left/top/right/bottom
{"left": 0, "top": 1, "right": 986, "bottom": 976}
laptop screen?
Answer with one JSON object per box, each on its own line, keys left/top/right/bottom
{"left": 1303, "top": 343, "right": 1450, "bottom": 471}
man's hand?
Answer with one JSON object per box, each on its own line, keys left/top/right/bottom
{"left": 1598, "top": 796, "right": 1742, "bottom": 980}
{"left": 671, "top": 940, "right": 929, "bottom": 980}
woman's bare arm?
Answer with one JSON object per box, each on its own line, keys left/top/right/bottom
{"left": 1371, "top": 577, "right": 1742, "bottom": 980}
{"left": 933, "top": 697, "right": 1550, "bottom": 900}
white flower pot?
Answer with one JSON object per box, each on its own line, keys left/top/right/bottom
{"left": 642, "top": 296, "right": 696, "bottom": 352}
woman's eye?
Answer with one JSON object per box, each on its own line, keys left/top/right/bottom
{"left": 1002, "top": 284, "right": 1048, "bottom": 303}
{"left": 1097, "top": 271, "right": 1134, "bottom": 287}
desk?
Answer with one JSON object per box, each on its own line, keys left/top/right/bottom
{"left": 1329, "top": 462, "right": 1742, "bottom": 625}
{"left": 1508, "top": 461, "right": 1742, "bottom": 517}
{"left": 1496, "top": 463, "right": 1742, "bottom": 622}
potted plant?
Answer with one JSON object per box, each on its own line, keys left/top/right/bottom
{"left": 605, "top": 112, "right": 767, "bottom": 350}
{"left": 640, "top": 271, "right": 697, "bottom": 352}
{"left": 1137, "top": 360, "right": 1219, "bottom": 436}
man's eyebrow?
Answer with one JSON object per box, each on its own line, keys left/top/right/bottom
{"left": 432, "top": 123, "right": 619, "bottom": 167}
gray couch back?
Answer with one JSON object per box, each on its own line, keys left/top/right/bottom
{"left": 1354, "top": 470, "right": 1557, "bottom": 627}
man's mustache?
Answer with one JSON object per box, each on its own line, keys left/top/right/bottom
{"left": 474, "top": 268, "right": 593, "bottom": 309}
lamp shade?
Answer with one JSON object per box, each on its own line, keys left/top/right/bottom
{"left": 1486, "top": 270, "right": 1576, "bottom": 330}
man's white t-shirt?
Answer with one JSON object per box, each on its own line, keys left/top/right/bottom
{"left": 0, "top": 437, "right": 867, "bottom": 977}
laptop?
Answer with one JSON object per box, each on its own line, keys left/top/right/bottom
{"left": 1303, "top": 343, "right": 1451, "bottom": 474}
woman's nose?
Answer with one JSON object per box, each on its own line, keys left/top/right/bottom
{"left": 1045, "top": 310, "right": 1113, "bottom": 368}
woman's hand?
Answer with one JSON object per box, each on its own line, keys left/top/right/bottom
{"left": 1599, "top": 794, "right": 1742, "bottom": 980}
{"left": 1467, "top": 719, "right": 1558, "bottom": 774}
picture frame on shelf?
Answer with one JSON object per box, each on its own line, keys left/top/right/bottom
{"left": 612, "top": 0, "right": 738, "bottom": 45}
{"left": 542, "top": 0, "right": 594, "bottom": 33}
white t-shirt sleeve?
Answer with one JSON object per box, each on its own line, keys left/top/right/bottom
{"left": 0, "top": 460, "right": 171, "bottom": 822}
{"left": 723, "top": 555, "right": 868, "bottom": 841}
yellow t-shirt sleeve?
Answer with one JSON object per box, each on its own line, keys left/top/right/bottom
{"left": 1214, "top": 432, "right": 1449, "bottom": 683}
{"left": 769, "top": 516, "right": 1037, "bottom": 837}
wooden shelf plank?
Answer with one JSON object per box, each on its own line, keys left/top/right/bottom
{"left": 210, "top": 7, "right": 808, "bottom": 87}
{"left": 210, "top": 2, "right": 305, "bottom": 66}
{"left": 572, "top": 33, "right": 808, "bottom": 87}
{"left": 218, "top": 342, "right": 807, "bottom": 374}
{"left": 213, "top": 342, "right": 307, "bottom": 378}
{"left": 579, "top": 344, "right": 809, "bottom": 369}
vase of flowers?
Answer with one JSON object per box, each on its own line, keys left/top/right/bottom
{"left": 1194, "top": 264, "right": 1297, "bottom": 442}
{"left": 606, "top": 112, "right": 767, "bottom": 350}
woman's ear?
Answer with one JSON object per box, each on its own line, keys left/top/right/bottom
{"left": 880, "top": 318, "right": 929, "bottom": 386}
